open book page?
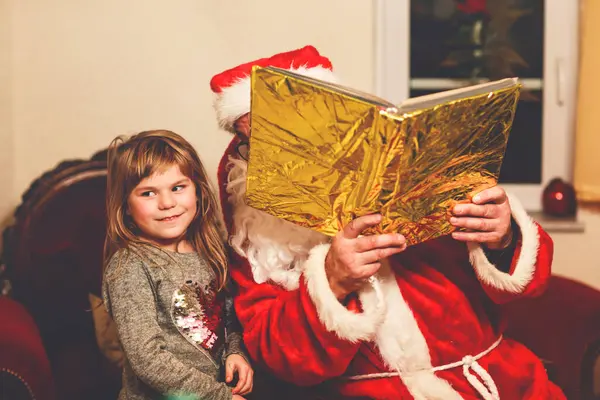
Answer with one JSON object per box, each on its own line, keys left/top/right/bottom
{"left": 268, "top": 66, "right": 518, "bottom": 115}
{"left": 267, "top": 66, "right": 396, "bottom": 108}
{"left": 396, "top": 78, "right": 520, "bottom": 113}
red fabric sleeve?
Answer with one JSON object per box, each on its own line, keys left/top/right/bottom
{"left": 467, "top": 194, "right": 554, "bottom": 305}
{"left": 480, "top": 223, "right": 553, "bottom": 304}
{"left": 229, "top": 252, "right": 361, "bottom": 385}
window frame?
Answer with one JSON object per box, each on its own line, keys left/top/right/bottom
{"left": 374, "top": 0, "right": 580, "bottom": 211}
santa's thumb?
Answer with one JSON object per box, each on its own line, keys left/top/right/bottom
{"left": 226, "top": 368, "right": 233, "bottom": 382}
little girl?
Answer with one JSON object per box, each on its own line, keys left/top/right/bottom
{"left": 102, "top": 130, "right": 253, "bottom": 400}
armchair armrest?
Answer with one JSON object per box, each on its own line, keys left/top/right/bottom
{"left": 0, "top": 296, "right": 55, "bottom": 400}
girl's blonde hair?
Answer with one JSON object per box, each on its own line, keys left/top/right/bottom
{"left": 104, "top": 130, "right": 227, "bottom": 290}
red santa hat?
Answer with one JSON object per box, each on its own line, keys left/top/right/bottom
{"left": 210, "top": 45, "right": 337, "bottom": 132}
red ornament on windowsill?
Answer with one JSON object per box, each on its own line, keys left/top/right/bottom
{"left": 542, "top": 178, "right": 577, "bottom": 217}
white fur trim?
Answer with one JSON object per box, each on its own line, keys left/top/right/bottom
{"left": 302, "top": 243, "right": 386, "bottom": 342}
{"left": 468, "top": 193, "right": 540, "bottom": 293}
{"left": 373, "top": 262, "right": 463, "bottom": 399}
{"left": 214, "top": 65, "right": 338, "bottom": 131}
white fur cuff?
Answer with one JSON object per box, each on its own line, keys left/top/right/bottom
{"left": 468, "top": 193, "right": 540, "bottom": 293}
{"left": 302, "top": 243, "right": 386, "bottom": 342}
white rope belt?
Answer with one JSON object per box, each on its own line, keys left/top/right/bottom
{"left": 344, "top": 335, "right": 503, "bottom": 400}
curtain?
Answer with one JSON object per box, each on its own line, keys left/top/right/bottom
{"left": 575, "top": 0, "right": 600, "bottom": 209}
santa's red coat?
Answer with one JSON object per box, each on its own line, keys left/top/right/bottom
{"left": 218, "top": 138, "right": 565, "bottom": 399}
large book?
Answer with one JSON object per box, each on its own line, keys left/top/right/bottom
{"left": 245, "top": 66, "right": 521, "bottom": 246}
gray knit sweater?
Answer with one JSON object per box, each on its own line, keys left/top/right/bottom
{"left": 103, "top": 246, "right": 246, "bottom": 400}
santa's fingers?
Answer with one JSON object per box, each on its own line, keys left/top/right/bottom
{"left": 357, "top": 245, "right": 407, "bottom": 266}
{"left": 342, "top": 214, "right": 383, "bottom": 239}
{"left": 451, "top": 231, "right": 505, "bottom": 243}
{"left": 452, "top": 203, "right": 501, "bottom": 219}
{"left": 472, "top": 186, "right": 508, "bottom": 205}
{"left": 354, "top": 233, "right": 406, "bottom": 252}
{"left": 450, "top": 217, "right": 500, "bottom": 232}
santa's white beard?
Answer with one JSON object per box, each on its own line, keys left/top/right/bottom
{"left": 226, "top": 157, "right": 329, "bottom": 290}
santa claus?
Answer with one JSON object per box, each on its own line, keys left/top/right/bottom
{"left": 211, "top": 45, "right": 565, "bottom": 399}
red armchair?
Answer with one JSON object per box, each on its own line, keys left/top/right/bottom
{"left": 504, "top": 275, "right": 600, "bottom": 400}
{"left": 0, "top": 295, "right": 55, "bottom": 400}
{"left": 1, "top": 150, "right": 121, "bottom": 400}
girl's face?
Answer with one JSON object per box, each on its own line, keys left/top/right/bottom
{"left": 127, "top": 164, "right": 197, "bottom": 251}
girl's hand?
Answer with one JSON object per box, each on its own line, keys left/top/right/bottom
{"left": 232, "top": 395, "right": 246, "bottom": 400}
{"left": 450, "top": 186, "right": 513, "bottom": 250}
{"left": 226, "top": 354, "right": 253, "bottom": 395}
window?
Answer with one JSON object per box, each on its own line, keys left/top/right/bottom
{"left": 374, "top": 0, "right": 579, "bottom": 210}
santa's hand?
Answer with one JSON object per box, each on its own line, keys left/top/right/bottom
{"left": 450, "top": 186, "right": 513, "bottom": 250}
{"left": 325, "top": 214, "right": 407, "bottom": 300}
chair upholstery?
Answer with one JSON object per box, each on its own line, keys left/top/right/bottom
{"left": 0, "top": 296, "right": 55, "bottom": 400}
{"left": 504, "top": 275, "right": 600, "bottom": 400}
{"left": 1, "top": 150, "right": 121, "bottom": 400}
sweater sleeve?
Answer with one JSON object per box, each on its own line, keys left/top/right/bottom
{"left": 222, "top": 293, "right": 249, "bottom": 364}
{"left": 103, "top": 255, "right": 232, "bottom": 400}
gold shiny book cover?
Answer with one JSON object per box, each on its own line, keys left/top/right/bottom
{"left": 246, "top": 66, "right": 520, "bottom": 246}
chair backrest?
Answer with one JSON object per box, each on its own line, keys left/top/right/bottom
{"left": 0, "top": 150, "right": 124, "bottom": 399}
{"left": 2, "top": 149, "right": 108, "bottom": 342}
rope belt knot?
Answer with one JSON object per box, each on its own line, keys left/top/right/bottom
{"left": 344, "top": 335, "right": 503, "bottom": 400}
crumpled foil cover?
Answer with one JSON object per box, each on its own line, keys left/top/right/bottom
{"left": 246, "top": 66, "right": 520, "bottom": 246}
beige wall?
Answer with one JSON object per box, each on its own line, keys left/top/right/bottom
{"left": 0, "top": 0, "right": 14, "bottom": 235}
{"left": 553, "top": 210, "right": 600, "bottom": 288}
{"left": 2, "top": 1, "right": 598, "bottom": 287}
{"left": 9, "top": 0, "right": 373, "bottom": 197}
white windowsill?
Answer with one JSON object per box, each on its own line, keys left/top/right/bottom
{"left": 528, "top": 211, "right": 586, "bottom": 233}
